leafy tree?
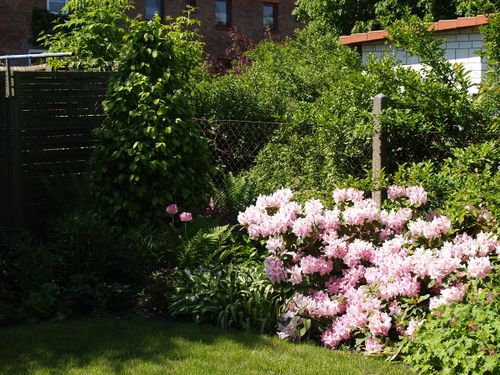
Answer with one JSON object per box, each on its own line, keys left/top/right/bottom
{"left": 40, "top": 0, "right": 133, "bottom": 71}
{"left": 31, "top": 8, "right": 67, "bottom": 47}
{"left": 91, "top": 16, "right": 211, "bottom": 226}
{"left": 293, "top": 0, "right": 498, "bottom": 35}
{"left": 197, "top": 16, "right": 496, "bottom": 195}
{"left": 478, "top": 14, "right": 500, "bottom": 121}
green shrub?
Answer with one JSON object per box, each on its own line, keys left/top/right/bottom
{"left": 392, "top": 140, "right": 500, "bottom": 234}
{"left": 0, "top": 232, "right": 56, "bottom": 323}
{"left": 168, "top": 263, "right": 288, "bottom": 333}
{"left": 31, "top": 8, "right": 67, "bottom": 47}
{"left": 40, "top": 0, "right": 132, "bottom": 71}
{"left": 401, "top": 269, "right": 500, "bottom": 374}
{"left": 91, "top": 16, "right": 211, "bottom": 227}
{"left": 196, "top": 15, "right": 498, "bottom": 195}
{"left": 49, "top": 210, "right": 124, "bottom": 279}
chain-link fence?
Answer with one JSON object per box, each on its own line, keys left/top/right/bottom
{"left": 197, "top": 117, "right": 500, "bottom": 186}
{"left": 196, "top": 118, "right": 371, "bottom": 185}
{"left": 385, "top": 130, "right": 500, "bottom": 173}
{"left": 196, "top": 118, "right": 280, "bottom": 179}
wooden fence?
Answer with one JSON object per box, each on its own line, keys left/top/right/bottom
{"left": 0, "top": 71, "right": 112, "bottom": 230}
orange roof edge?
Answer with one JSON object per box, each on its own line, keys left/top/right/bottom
{"left": 339, "top": 15, "right": 490, "bottom": 45}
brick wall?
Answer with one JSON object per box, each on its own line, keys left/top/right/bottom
{"left": 0, "top": 0, "right": 300, "bottom": 60}
{"left": 360, "top": 27, "right": 486, "bottom": 92}
{"left": 0, "top": 0, "right": 46, "bottom": 57}
{"left": 135, "top": 0, "right": 301, "bottom": 59}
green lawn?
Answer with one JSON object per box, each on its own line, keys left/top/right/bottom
{"left": 0, "top": 318, "right": 411, "bottom": 375}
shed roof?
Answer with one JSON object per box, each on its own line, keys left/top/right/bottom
{"left": 339, "top": 15, "right": 490, "bottom": 46}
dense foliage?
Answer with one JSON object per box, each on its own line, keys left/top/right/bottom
{"left": 402, "top": 272, "right": 500, "bottom": 374}
{"left": 238, "top": 187, "right": 499, "bottom": 353}
{"left": 293, "top": 0, "right": 498, "bottom": 35}
{"left": 31, "top": 8, "right": 67, "bottom": 47}
{"left": 41, "top": 0, "right": 132, "bottom": 71}
{"left": 0, "top": 212, "right": 137, "bottom": 324}
{"left": 168, "top": 263, "right": 286, "bottom": 333}
{"left": 205, "top": 18, "right": 496, "bottom": 195}
{"left": 392, "top": 140, "right": 500, "bottom": 234}
{"left": 91, "top": 16, "right": 211, "bottom": 226}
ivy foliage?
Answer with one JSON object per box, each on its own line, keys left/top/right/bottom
{"left": 40, "top": 0, "right": 133, "bottom": 71}
{"left": 91, "top": 16, "right": 211, "bottom": 227}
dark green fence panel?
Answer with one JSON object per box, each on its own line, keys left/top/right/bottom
{"left": 0, "top": 72, "right": 8, "bottom": 228}
{"left": 0, "top": 71, "right": 112, "bottom": 230}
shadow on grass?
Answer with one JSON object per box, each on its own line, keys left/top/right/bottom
{"left": 0, "top": 318, "right": 271, "bottom": 374}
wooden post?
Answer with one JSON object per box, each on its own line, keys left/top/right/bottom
{"left": 372, "top": 93, "right": 388, "bottom": 209}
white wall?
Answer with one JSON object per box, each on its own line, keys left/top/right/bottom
{"left": 361, "top": 27, "right": 487, "bottom": 92}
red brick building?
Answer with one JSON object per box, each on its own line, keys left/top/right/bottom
{"left": 0, "top": 0, "right": 300, "bottom": 59}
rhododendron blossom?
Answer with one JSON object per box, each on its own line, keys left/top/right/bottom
{"left": 406, "top": 319, "right": 424, "bottom": 339}
{"left": 467, "top": 257, "right": 492, "bottom": 279}
{"left": 388, "top": 185, "right": 406, "bottom": 201}
{"left": 405, "top": 186, "right": 428, "bottom": 205}
{"left": 238, "top": 187, "right": 499, "bottom": 353}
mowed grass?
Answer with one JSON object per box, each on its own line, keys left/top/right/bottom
{"left": 0, "top": 318, "right": 411, "bottom": 375}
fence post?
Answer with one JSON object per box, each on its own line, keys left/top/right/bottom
{"left": 372, "top": 93, "right": 388, "bottom": 209}
{"left": 7, "top": 75, "right": 21, "bottom": 227}
{"left": 0, "top": 72, "right": 6, "bottom": 227}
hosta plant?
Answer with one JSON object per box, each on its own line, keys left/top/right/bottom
{"left": 238, "top": 186, "right": 499, "bottom": 353}
{"left": 168, "top": 262, "right": 287, "bottom": 333}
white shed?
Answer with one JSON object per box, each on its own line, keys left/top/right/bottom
{"left": 339, "top": 15, "right": 490, "bottom": 92}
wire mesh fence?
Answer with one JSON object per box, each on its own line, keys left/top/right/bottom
{"left": 197, "top": 117, "right": 500, "bottom": 186}
{"left": 196, "top": 118, "right": 371, "bottom": 185}
{"left": 196, "top": 118, "right": 280, "bottom": 179}
{"left": 386, "top": 130, "right": 500, "bottom": 172}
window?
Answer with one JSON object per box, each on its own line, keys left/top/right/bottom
{"left": 146, "top": 0, "right": 161, "bottom": 20}
{"left": 47, "top": 0, "right": 68, "bottom": 13}
{"left": 215, "top": 0, "right": 231, "bottom": 27}
{"left": 263, "top": 3, "right": 278, "bottom": 31}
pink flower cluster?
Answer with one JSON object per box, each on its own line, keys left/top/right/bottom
{"left": 239, "top": 187, "right": 499, "bottom": 353}
{"left": 388, "top": 185, "right": 428, "bottom": 205}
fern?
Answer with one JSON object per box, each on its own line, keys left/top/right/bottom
{"left": 213, "top": 173, "right": 261, "bottom": 222}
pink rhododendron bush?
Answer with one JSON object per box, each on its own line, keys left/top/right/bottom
{"left": 238, "top": 187, "right": 499, "bottom": 353}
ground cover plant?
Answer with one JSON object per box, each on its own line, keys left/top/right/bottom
{"left": 238, "top": 186, "right": 499, "bottom": 361}
{"left": 0, "top": 318, "right": 411, "bottom": 375}
{"left": 402, "top": 271, "right": 500, "bottom": 374}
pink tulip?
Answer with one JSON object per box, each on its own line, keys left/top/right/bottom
{"left": 165, "top": 204, "right": 178, "bottom": 215}
{"left": 179, "top": 212, "right": 192, "bottom": 222}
